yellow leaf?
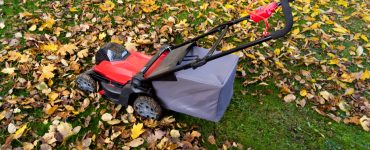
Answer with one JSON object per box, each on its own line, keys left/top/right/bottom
{"left": 131, "top": 123, "right": 145, "bottom": 139}
{"left": 344, "top": 88, "right": 354, "bottom": 96}
{"left": 69, "top": 7, "right": 78, "bottom": 12}
{"left": 362, "top": 16, "right": 370, "bottom": 22}
{"left": 0, "top": 110, "right": 6, "bottom": 121}
{"left": 77, "top": 49, "right": 89, "bottom": 58}
{"left": 310, "top": 23, "right": 320, "bottom": 30}
{"left": 224, "top": 4, "right": 235, "bottom": 9}
{"left": 333, "top": 27, "right": 348, "bottom": 34}
{"left": 360, "top": 35, "right": 368, "bottom": 42}
{"left": 48, "top": 92, "right": 59, "bottom": 104}
{"left": 221, "top": 43, "right": 235, "bottom": 51}
{"left": 39, "top": 16, "right": 55, "bottom": 31}
{"left": 245, "top": 53, "right": 256, "bottom": 60}
{"left": 58, "top": 43, "right": 77, "bottom": 56}
{"left": 14, "top": 124, "right": 27, "bottom": 139}
{"left": 274, "top": 48, "right": 281, "bottom": 56}
{"left": 200, "top": 3, "right": 208, "bottom": 10}
{"left": 40, "top": 64, "right": 56, "bottom": 80}
{"left": 300, "top": 89, "right": 307, "bottom": 97}
{"left": 1, "top": 67, "right": 16, "bottom": 74}
{"left": 292, "top": 28, "right": 300, "bottom": 35}
{"left": 359, "top": 116, "right": 369, "bottom": 131}
{"left": 29, "top": 24, "right": 37, "bottom": 31}
{"left": 64, "top": 105, "right": 75, "bottom": 111}
{"left": 110, "top": 37, "right": 123, "bottom": 44}
{"left": 275, "top": 61, "right": 284, "bottom": 68}
{"left": 328, "top": 58, "right": 340, "bottom": 65}
{"left": 100, "top": 0, "right": 115, "bottom": 11}
{"left": 361, "top": 70, "right": 370, "bottom": 81}
{"left": 336, "top": 0, "right": 348, "bottom": 7}
{"left": 333, "top": 26, "right": 349, "bottom": 34}
{"left": 99, "top": 32, "right": 106, "bottom": 40}
{"left": 339, "top": 73, "right": 354, "bottom": 83}
{"left": 41, "top": 43, "right": 58, "bottom": 52}
{"left": 46, "top": 105, "right": 58, "bottom": 115}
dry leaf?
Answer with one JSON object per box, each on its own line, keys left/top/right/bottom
{"left": 208, "top": 135, "right": 216, "bottom": 144}
{"left": 283, "top": 94, "right": 296, "bottom": 103}
{"left": 170, "top": 129, "right": 180, "bottom": 138}
{"left": 127, "top": 138, "right": 144, "bottom": 147}
{"left": 101, "top": 113, "right": 113, "bottom": 121}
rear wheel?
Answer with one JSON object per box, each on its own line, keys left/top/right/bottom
{"left": 133, "top": 96, "right": 162, "bottom": 119}
{"left": 76, "top": 72, "right": 96, "bottom": 93}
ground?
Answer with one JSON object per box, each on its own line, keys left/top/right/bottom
{"left": 0, "top": 0, "right": 369, "bottom": 149}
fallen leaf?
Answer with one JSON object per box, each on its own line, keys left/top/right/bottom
{"left": 344, "top": 88, "right": 354, "bottom": 96}
{"left": 359, "top": 116, "right": 369, "bottom": 131}
{"left": 39, "top": 15, "right": 55, "bottom": 31}
{"left": 48, "top": 92, "right": 58, "bottom": 104}
{"left": 338, "top": 101, "right": 350, "bottom": 112}
{"left": 29, "top": 24, "right": 37, "bottom": 31}
{"left": 14, "top": 124, "right": 27, "bottom": 139}
{"left": 1, "top": 67, "right": 16, "bottom": 74}
{"left": 127, "top": 138, "right": 144, "bottom": 147}
{"left": 0, "top": 21, "right": 4, "bottom": 29}
{"left": 99, "top": 0, "right": 115, "bottom": 11}
{"left": 77, "top": 49, "right": 88, "bottom": 58}
{"left": 360, "top": 70, "right": 370, "bottom": 80}
{"left": 107, "top": 119, "right": 121, "bottom": 125}
{"left": 98, "top": 32, "right": 106, "bottom": 40}
{"left": 101, "top": 113, "right": 113, "bottom": 121}
{"left": 40, "top": 43, "right": 58, "bottom": 52}
{"left": 283, "top": 94, "right": 296, "bottom": 103}
{"left": 57, "top": 122, "right": 74, "bottom": 139}
{"left": 170, "top": 129, "right": 180, "bottom": 138}
{"left": 300, "top": 89, "right": 307, "bottom": 97}
{"left": 320, "top": 91, "right": 332, "bottom": 100}
{"left": 356, "top": 46, "right": 363, "bottom": 56}
{"left": 7, "top": 123, "right": 16, "bottom": 134}
{"left": 208, "top": 135, "right": 216, "bottom": 144}
{"left": 131, "top": 123, "right": 145, "bottom": 139}
{"left": 126, "top": 105, "right": 134, "bottom": 114}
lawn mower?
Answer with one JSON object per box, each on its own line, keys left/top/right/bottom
{"left": 76, "top": 0, "right": 294, "bottom": 122}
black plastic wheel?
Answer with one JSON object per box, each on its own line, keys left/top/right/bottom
{"left": 95, "top": 42, "right": 127, "bottom": 65}
{"left": 76, "top": 72, "right": 96, "bottom": 93}
{"left": 133, "top": 96, "right": 162, "bottom": 119}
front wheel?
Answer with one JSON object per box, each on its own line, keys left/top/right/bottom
{"left": 133, "top": 96, "right": 162, "bottom": 119}
{"left": 76, "top": 72, "right": 96, "bottom": 93}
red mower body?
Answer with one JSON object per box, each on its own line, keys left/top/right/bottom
{"left": 93, "top": 50, "right": 167, "bottom": 85}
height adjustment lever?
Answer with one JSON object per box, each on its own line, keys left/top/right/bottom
{"left": 249, "top": 2, "right": 279, "bottom": 36}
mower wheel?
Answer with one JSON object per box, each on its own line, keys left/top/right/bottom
{"left": 76, "top": 72, "right": 96, "bottom": 93}
{"left": 133, "top": 96, "right": 162, "bottom": 119}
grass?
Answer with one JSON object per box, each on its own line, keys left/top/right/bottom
{"left": 0, "top": 0, "right": 369, "bottom": 149}
{"left": 175, "top": 78, "right": 369, "bottom": 149}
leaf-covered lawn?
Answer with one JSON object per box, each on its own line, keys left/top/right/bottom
{"left": 0, "top": 0, "right": 369, "bottom": 149}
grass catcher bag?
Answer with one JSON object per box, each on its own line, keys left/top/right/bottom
{"left": 152, "top": 46, "right": 239, "bottom": 122}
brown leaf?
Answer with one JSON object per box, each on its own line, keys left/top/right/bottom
{"left": 283, "top": 94, "right": 296, "bottom": 103}
{"left": 208, "top": 135, "right": 216, "bottom": 145}
{"left": 127, "top": 138, "right": 144, "bottom": 147}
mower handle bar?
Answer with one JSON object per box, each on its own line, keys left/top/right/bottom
{"left": 270, "top": 0, "right": 294, "bottom": 39}
{"left": 141, "top": 0, "right": 294, "bottom": 82}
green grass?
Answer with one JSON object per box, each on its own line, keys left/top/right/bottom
{"left": 175, "top": 78, "right": 369, "bottom": 149}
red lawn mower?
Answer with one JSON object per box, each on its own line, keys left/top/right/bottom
{"left": 76, "top": 0, "right": 294, "bottom": 122}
